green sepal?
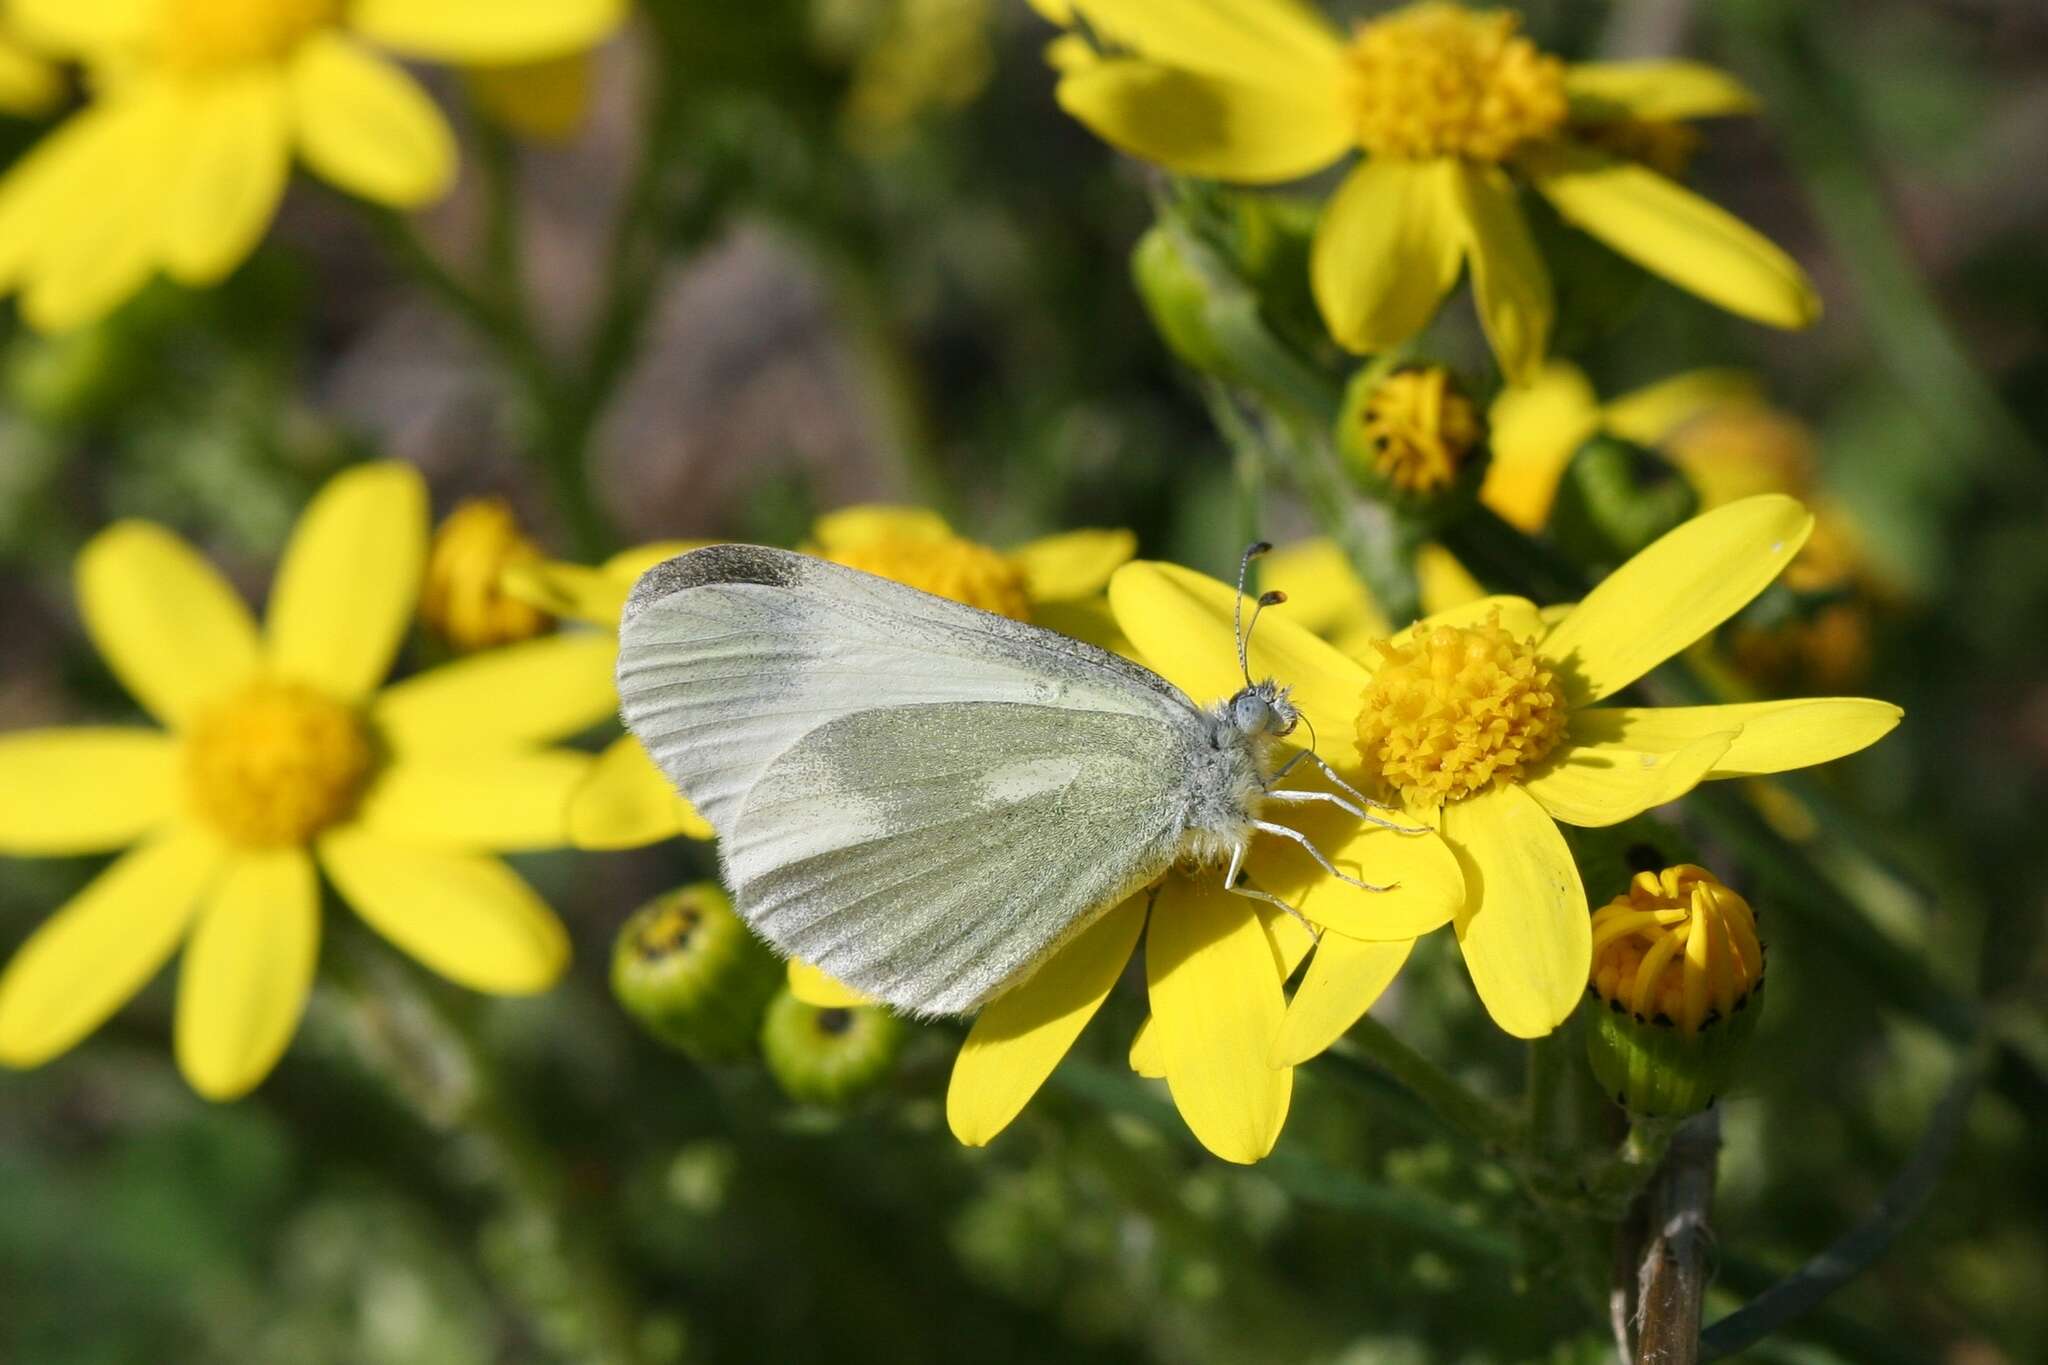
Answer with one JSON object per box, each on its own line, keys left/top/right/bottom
{"left": 611, "top": 883, "right": 782, "bottom": 1063}
{"left": 1549, "top": 434, "right": 1698, "bottom": 569}
{"left": 759, "top": 990, "right": 904, "bottom": 1106}
{"left": 1583, "top": 983, "right": 1762, "bottom": 1119}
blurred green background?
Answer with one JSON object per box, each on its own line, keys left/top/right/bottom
{"left": 2, "top": 1, "right": 2045, "bottom": 1361}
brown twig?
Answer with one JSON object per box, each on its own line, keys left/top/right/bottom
{"left": 1631, "top": 1111, "right": 1721, "bottom": 1365}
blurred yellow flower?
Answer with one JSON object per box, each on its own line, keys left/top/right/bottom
{"left": 1049, "top": 0, "right": 1818, "bottom": 382}
{"left": 830, "top": 0, "right": 996, "bottom": 148}
{"left": 0, "top": 463, "right": 619, "bottom": 1100}
{"left": 1258, "top": 537, "right": 1485, "bottom": 659}
{"left": 466, "top": 50, "right": 597, "bottom": 144}
{"left": 1115, "top": 498, "right": 1898, "bottom": 1043}
{"left": 0, "top": 0, "right": 627, "bottom": 330}
{"left": 0, "top": 25, "right": 61, "bottom": 114}
{"left": 420, "top": 496, "right": 552, "bottom": 653}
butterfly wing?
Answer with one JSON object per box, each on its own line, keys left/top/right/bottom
{"left": 617, "top": 544, "right": 1193, "bottom": 836}
{"left": 726, "top": 701, "right": 1190, "bottom": 1014}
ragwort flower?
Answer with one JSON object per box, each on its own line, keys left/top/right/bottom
{"left": 0, "top": 463, "right": 618, "bottom": 1099}
{"left": 1047, "top": 0, "right": 1818, "bottom": 381}
{"left": 0, "top": 0, "right": 626, "bottom": 330}
{"left": 1110, "top": 497, "right": 1898, "bottom": 1044}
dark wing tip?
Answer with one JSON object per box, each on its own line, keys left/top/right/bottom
{"left": 622, "top": 544, "right": 805, "bottom": 625}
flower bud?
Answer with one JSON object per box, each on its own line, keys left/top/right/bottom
{"left": 612, "top": 884, "right": 782, "bottom": 1062}
{"left": 759, "top": 990, "right": 904, "bottom": 1105}
{"left": 1584, "top": 865, "right": 1764, "bottom": 1118}
{"left": 420, "top": 498, "right": 552, "bottom": 653}
{"left": 1549, "top": 434, "right": 1698, "bottom": 567}
{"left": 1131, "top": 224, "right": 1234, "bottom": 379}
{"left": 1336, "top": 363, "right": 1486, "bottom": 521}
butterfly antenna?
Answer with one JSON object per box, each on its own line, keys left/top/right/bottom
{"left": 1235, "top": 541, "right": 1272, "bottom": 686}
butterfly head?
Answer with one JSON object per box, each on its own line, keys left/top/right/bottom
{"left": 1227, "top": 679, "right": 1298, "bottom": 739}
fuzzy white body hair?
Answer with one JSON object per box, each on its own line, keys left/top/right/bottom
{"left": 1168, "top": 685, "right": 1295, "bottom": 871}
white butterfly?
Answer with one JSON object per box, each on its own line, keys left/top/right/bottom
{"left": 616, "top": 543, "right": 1403, "bottom": 1016}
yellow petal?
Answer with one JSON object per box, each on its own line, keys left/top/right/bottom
{"left": 1481, "top": 360, "right": 1601, "bottom": 532}
{"left": 320, "top": 830, "right": 568, "bottom": 994}
{"left": 1243, "top": 799, "right": 1461, "bottom": 941}
{"left": 788, "top": 959, "right": 874, "bottom": 1009}
{"left": 1108, "top": 560, "right": 1369, "bottom": 742}
{"left": 1538, "top": 494, "right": 1813, "bottom": 702}
{"left": 1044, "top": 31, "right": 1094, "bottom": 73}
{"left": 1129, "top": 1015, "right": 1165, "bottom": 1078}
{"left": 351, "top": 0, "right": 626, "bottom": 65}
{"left": 1260, "top": 899, "right": 1317, "bottom": 977}
{"left": 809, "top": 505, "right": 952, "bottom": 551}
{"left": 0, "top": 728, "right": 179, "bottom": 855}
{"left": 163, "top": 70, "right": 289, "bottom": 285}
{"left": 1270, "top": 933, "right": 1412, "bottom": 1067}
{"left": 0, "top": 826, "right": 220, "bottom": 1067}
{"left": 1394, "top": 594, "right": 1546, "bottom": 649}
{"left": 6, "top": 84, "right": 180, "bottom": 331}
{"left": 1312, "top": 158, "right": 1464, "bottom": 354}
{"left": 0, "top": 39, "right": 62, "bottom": 116}
{"left": 1563, "top": 61, "right": 1759, "bottom": 122}
{"left": 1055, "top": 0, "right": 1343, "bottom": 91}
{"left": 1601, "top": 368, "right": 1762, "bottom": 447}
{"left": 1145, "top": 875, "right": 1290, "bottom": 1164}
{"left": 1442, "top": 784, "right": 1586, "bottom": 1039}
{"left": 568, "top": 735, "right": 713, "bottom": 849}
{"left": 603, "top": 540, "right": 713, "bottom": 582}
{"left": 173, "top": 848, "right": 317, "bottom": 1100}
{"left": 1029, "top": 597, "right": 1137, "bottom": 658}
{"left": 1259, "top": 538, "right": 1389, "bottom": 640}
{"left": 1028, "top": 0, "right": 1075, "bottom": 26}
{"left": 356, "top": 750, "right": 591, "bottom": 851}
{"left": 1531, "top": 147, "right": 1819, "bottom": 329}
{"left": 1009, "top": 529, "right": 1138, "bottom": 603}
{"left": 1414, "top": 543, "right": 1485, "bottom": 615}
{"left": 1449, "top": 162, "right": 1552, "bottom": 386}
{"left": 290, "top": 34, "right": 456, "bottom": 208}
{"left": 77, "top": 521, "right": 260, "bottom": 726}
{"left": 947, "top": 894, "right": 1147, "bottom": 1146}
{"left": 500, "top": 560, "right": 623, "bottom": 628}
{"left": 266, "top": 462, "right": 426, "bottom": 700}
{"left": 1057, "top": 57, "right": 1349, "bottom": 184}
{"left": 1522, "top": 732, "right": 1733, "bottom": 828}
{"left": 7, "top": 0, "right": 151, "bottom": 54}
{"left": 371, "top": 633, "right": 618, "bottom": 752}
{"left": 1568, "top": 699, "right": 1903, "bottom": 780}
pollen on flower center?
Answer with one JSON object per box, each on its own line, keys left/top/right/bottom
{"left": 159, "top": 0, "right": 337, "bottom": 69}
{"left": 183, "top": 679, "right": 373, "bottom": 847}
{"left": 1354, "top": 614, "right": 1566, "bottom": 804}
{"left": 827, "top": 534, "right": 1033, "bottom": 620}
{"left": 1590, "top": 865, "right": 1763, "bottom": 1033}
{"left": 1355, "top": 366, "right": 1483, "bottom": 494}
{"left": 1340, "top": 3, "right": 1567, "bottom": 162}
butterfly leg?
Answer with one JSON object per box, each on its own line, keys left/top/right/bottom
{"left": 1251, "top": 819, "right": 1399, "bottom": 893}
{"left": 1269, "top": 748, "right": 1405, "bottom": 814}
{"left": 1222, "top": 841, "right": 1316, "bottom": 930}
{"left": 1262, "top": 788, "right": 1427, "bottom": 835}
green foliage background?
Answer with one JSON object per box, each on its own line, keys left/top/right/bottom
{"left": 1, "top": 1, "right": 2044, "bottom": 1361}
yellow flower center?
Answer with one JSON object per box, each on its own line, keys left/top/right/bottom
{"left": 827, "top": 534, "right": 1033, "bottom": 620}
{"left": 184, "top": 679, "right": 374, "bottom": 847}
{"left": 420, "top": 497, "right": 552, "bottom": 653}
{"left": 1341, "top": 3, "right": 1567, "bottom": 162}
{"left": 159, "top": 0, "right": 337, "bottom": 69}
{"left": 1353, "top": 614, "right": 1566, "bottom": 804}
{"left": 1590, "top": 865, "right": 1764, "bottom": 1033}
{"left": 1355, "top": 366, "right": 1483, "bottom": 494}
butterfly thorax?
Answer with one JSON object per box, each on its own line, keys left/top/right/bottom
{"left": 1172, "top": 680, "right": 1297, "bottom": 869}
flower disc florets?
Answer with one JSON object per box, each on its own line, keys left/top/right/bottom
{"left": 1590, "top": 864, "right": 1763, "bottom": 1033}
{"left": 828, "top": 534, "right": 1033, "bottom": 620}
{"left": 1354, "top": 614, "right": 1566, "bottom": 804}
{"left": 1355, "top": 366, "right": 1483, "bottom": 494}
{"left": 184, "top": 678, "right": 373, "bottom": 847}
{"left": 1341, "top": 3, "right": 1567, "bottom": 162}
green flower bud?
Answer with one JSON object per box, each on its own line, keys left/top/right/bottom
{"left": 1335, "top": 363, "right": 1488, "bottom": 523}
{"left": 1584, "top": 865, "right": 1765, "bottom": 1118}
{"left": 1549, "top": 434, "right": 1698, "bottom": 567}
{"left": 1132, "top": 224, "right": 1234, "bottom": 379}
{"left": 612, "top": 884, "right": 781, "bottom": 1062}
{"left": 759, "top": 990, "right": 903, "bottom": 1105}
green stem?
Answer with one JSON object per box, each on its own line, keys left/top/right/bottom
{"left": 328, "top": 931, "right": 649, "bottom": 1365}
{"left": 1333, "top": 1016, "right": 1529, "bottom": 1159}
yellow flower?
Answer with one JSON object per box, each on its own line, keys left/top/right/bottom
{"left": 0, "top": 25, "right": 62, "bottom": 115}
{"left": 1257, "top": 537, "right": 1486, "bottom": 659}
{"left": 941, "top": 556, "right": 1472, "bottom": 1165}
{"left": 834, "top": 0, "right": 997, "bottom": 149}
{"left": 0, "top": 0, "right": 627, "bottom": 331}
{"left": 1341, "top": 363, "right": 1484, "bottom": 497}
{"left": 1113, "top": 497, "right": 1898, "bottom": 1043}
{"left": 466, "top": 50, "right": 597, "bottom": 144}
{"left": 0, "top": 463, "right": 619, "bottom": 1099}
{"left": 1049, "top": 0, "right": 1818, "bottom": 382}
{"left": 420, "top": 496, "right": 551, "bottom": 653}
{"left": 1590, "top": 864, "right": 1762, "bottom": 1035}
